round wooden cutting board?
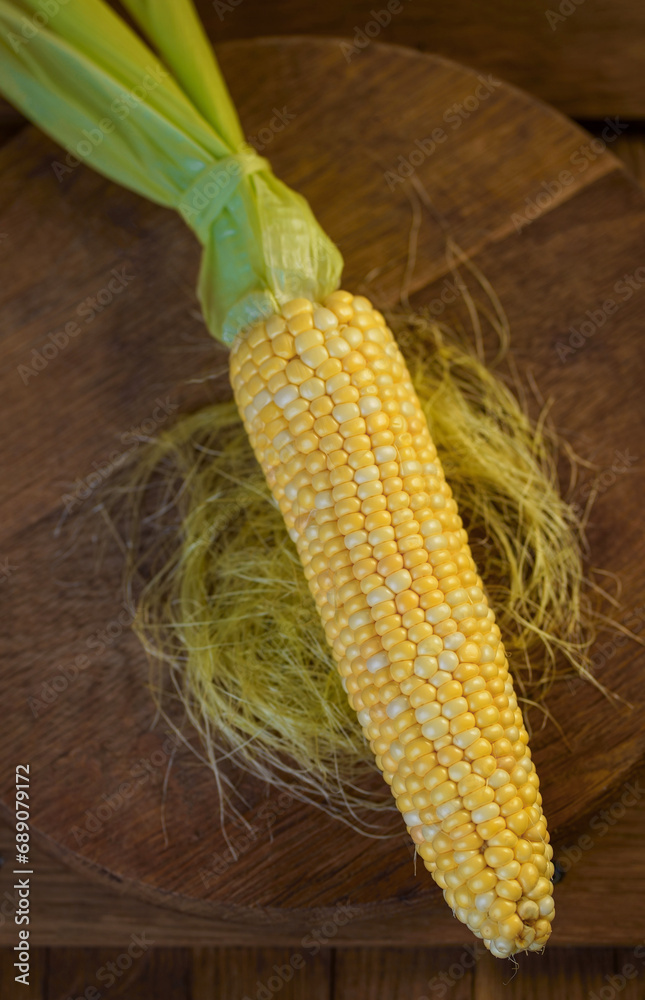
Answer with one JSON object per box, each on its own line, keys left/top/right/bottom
{"left": 0, "top": 38, "right": 644, "bottom": 929}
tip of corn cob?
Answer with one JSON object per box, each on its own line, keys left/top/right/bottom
{"left": 231, "top": 290, "right": 554, "bottom": 957}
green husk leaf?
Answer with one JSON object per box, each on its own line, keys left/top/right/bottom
{"left": 0, "top": 0, "right": 342, "bottom": 342}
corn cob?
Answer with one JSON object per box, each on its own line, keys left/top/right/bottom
{"left": 230, "top": 290, "right": 554, "bottom": 957}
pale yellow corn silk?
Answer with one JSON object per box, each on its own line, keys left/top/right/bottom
{"left": 102, "top": 276, "right": 607, "bottom": 834}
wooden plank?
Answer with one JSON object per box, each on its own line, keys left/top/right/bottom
{"left": 611, "top": 133, "right": 645, "bottom": 187}
{"left": 0, "top": 779, "right": 642, "bottom": 948}
{"left": 0, "top": 102, "right": 23, "bottom": 127}
{"left": 0, "top": 87, "right": 23, "bottom": 147}
{"left": 612, "top": 949, "right": 645, "bottom": 999}
{"left": 2, "top": 0, "right": 644, "bottom": 120}
{"left": 44, "top": 946, "right": 191, "bottom": 1000}
{"left": 193, "top": 0, "right": 645, "bottom": 118}
{"left": 335, "top": 947, "right": 474, "bottom": 999}
{"left": 192, "top": 947, "right": 331, "bottom": 1000}
{"left": 0, "top": 944, "right": 46, "bottom": 998}
{"left": 4, "top": 945, "right": 645, "bottom": 998}
{"left": 0, "top": 124, "right": 23, "bottom": 147}
{"left": 473, "top": 948, "right": 643, "bottom": 999}
{"left": 550, "top": 771, "right": 645, "bottom": 947}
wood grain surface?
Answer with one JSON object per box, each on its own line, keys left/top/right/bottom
{"left": 1, "top": 768, "right": 644, "bottom": 949}
{"left": 4, "top": 944, "right": 645, "bottom": 999}
{"left": 202, "top": 1, "right": 645, "bottom": 119}
{"left": 1, "top": 38, "right": 644, "bottom": 931}
{"left": 3, "top": 0, "right": 645, "bottom": 127}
